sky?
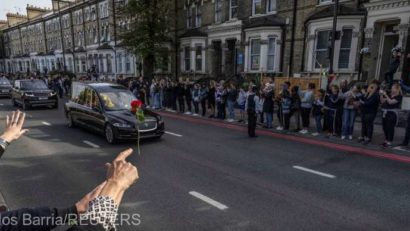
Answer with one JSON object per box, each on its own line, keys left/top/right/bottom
{"left": 1, "top": 0, "right": 52, "bottom": 20}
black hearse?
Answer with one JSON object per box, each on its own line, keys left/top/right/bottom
{"left": 64, "top": 82, "right": 164, "bottom": 143}
{"left": 11, "top": 79, "right": 58, "bottom": 110}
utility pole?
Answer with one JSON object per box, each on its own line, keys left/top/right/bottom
{"left": 329, "top": 0, "right": 339, "bottom": 74}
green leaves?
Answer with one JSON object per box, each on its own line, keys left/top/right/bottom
{"left": 117, "top": 0, "right": 173, "bottom": 76}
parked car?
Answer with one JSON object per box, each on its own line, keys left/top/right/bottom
{"left": 64, "top": 82, "right": 165, "bottom": 143}
{"left": 11, "top": 79, "right": 58, "bottom": 110}
{"left": 0, "top": 77, "right": 12, "bottom": 98}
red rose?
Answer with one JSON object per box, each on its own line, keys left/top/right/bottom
{"left": 131, "top": 100, "right": 143, "bottom": 108}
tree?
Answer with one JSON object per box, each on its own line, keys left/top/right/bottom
{"left": 117, "top": 0, "right": 174, "bottom": 78}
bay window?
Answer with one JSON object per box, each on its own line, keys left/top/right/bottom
{"left": 195, "top": 46, "right": 202, "bottom": 72}
{"left": 338, "top": 28, "right": 352, "bottom": 69}
{"left": 184, "top": 47, "right": 191, "bottom": 71}
{"left": 314, "top": 30, "right": 330, "bottom": 69}
{"left": 250, "top": 39, "right": 261, "bottom": 71}
{"left": 267, "top": 37, "right": 276, "bottom": 71}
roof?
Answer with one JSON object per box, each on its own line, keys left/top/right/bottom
{"left": 243, "top": 15, "right": 286, "bottom": 29}
{"left": 305, "top": 5, "right": 366, "bottom": 23}
{"left": 179, "top": 28, "right": 207, "bottom": 38}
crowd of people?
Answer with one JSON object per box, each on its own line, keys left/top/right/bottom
{"left": 2, "top": 67, "right": 410, "bottom": 149}
{"left": 117, "top": 74, "right": 410, "bottom": 148}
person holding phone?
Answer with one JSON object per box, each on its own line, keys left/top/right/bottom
{"left": 358, "top": 82, "right": 380, "bottom": 145}
{"left": 380, "top": 83, "right": 403, "bottom": 148}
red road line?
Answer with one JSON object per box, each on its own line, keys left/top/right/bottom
{"left": 159, "top": 111, "right": 410, "bottom": 164}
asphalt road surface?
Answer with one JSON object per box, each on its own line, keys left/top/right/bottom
{"left": 0, "top": 98, "right": 409, "bottom": 231}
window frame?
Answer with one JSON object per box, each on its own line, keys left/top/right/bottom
{"left": 338, "top": 28, "right": 353, "bottom": 69}
{"left": 250, "top": 38, "right": 261, "bottom": 71}
{"left": 314, "top": 30, "right": 331, "bottom": 69}
{"left": 215, "top": 0, "right": 222, "bottom": 23}
{"left": 230, "top": 0, "right": 238, "bottom": 20}
{"left": 184, "top": 46, "right": 191, "bottom": 72}
{"left": 267, "top": 37, "right": 276, "bottom": 71}
{"left": 252, "top": 0, "right": 263, "bottom": 16}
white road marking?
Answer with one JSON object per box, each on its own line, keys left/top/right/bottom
{"left": 165, "top": 131, "right": 183, "bottom": 137}
{"left": 393, "top": 146, "right": 410, "bottom": 152}
{"left": 83, "top": 140, "right": 100, "bottom": 148}
{"left": 293, "top": 165, "right": 336, "bottom": 179}
{"left": 189, "top": 191, "right": 228, "bottom": 210}
{"left": 42, "top": 121, "right": 51, "bottom": 126}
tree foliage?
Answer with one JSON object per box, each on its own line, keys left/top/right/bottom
{"left": 118, "top": 0, "right": 173, "bottom": 77}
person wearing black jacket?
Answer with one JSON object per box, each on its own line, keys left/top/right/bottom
{"left": 184, "top": 82, "right": 193, "bottom": 114}
{"left": 358, "top": 82, "right": 380, "bottom": 145}
{"left": 176, "top": 81, "right": 185, "bottom": 113}
{"left": 384, "top": 48, "right": 401, "bottom": 88}
{"left": 262, "top": 84, "right": 274, "bottom": 129}
{"left": 380, "top": 83, "right": 403, "bottom": 148}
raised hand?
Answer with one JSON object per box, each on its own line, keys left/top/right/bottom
{"left": 105, "top": 148, "right": 139, "bottom": 190}
{"left": 1, "top": 110, "right": 29, "bottom": 143}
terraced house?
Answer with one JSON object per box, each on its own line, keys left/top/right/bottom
{"left": 0, "top": 0, "right": 142, "bottom": 79}
{"left": 0, "top": 0, "right": 409, "bottom": 83}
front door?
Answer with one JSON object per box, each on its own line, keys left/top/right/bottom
{"left": 377, "top": 24, "right": 399, "bottom": 80}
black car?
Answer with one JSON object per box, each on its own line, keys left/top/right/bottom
{"left": 64, "top": 82, "right": 164, "bottom": 143}
{"left": 0, "top": 77, "right": 12, "bottom": 98}
{"left": 11, "top": 79, "right": 58, "bottom": 110}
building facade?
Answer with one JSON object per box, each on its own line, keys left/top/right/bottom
{"left": 1, "top": 0, "right": 409, "bottom": 83}
{"left": 0, "top": 0, "right": 149, "bottom": 80}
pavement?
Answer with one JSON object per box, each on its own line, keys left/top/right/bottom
{"left": 0, "top": 98, "right": 410, "bottom": 230}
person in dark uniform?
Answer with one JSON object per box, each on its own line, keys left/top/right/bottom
{"left": 245, "top": 86, "right": 259, "bottom": 137}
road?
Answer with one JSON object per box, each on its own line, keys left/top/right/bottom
{"left": 0, "top": 97, "right": 409, "bottom": 231}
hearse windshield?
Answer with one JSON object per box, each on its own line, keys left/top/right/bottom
{"left": 98, "top": 88, "right": 136, "bottom": 111}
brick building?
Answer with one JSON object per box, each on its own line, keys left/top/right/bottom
{"left": 0, "top": 0, "right": 409, "bottom": 84}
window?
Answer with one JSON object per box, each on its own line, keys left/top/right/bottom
{"left": 195, "top": 46, "right": 202, "bottom": 71}
{"left": 106, "top": 54, "right": 112, "bottom": 73}
{"left": 338, "top": 29, "right": 352, "bottom": 69}
{"left": 117, "top": 54, "right": 122, "bottom": 73}
{"left": 195, "top": 6, "right": 202, "bottom": 27}
{"left": 252, "top": 0, "right": 263, "bottom": 15}
{"left": 250, "top": 39, "right": 261, "bottom": 71}
{"left": 315, "top": 30, "right": 330, "bottom": 69}
{"left": 267, "top": 37, "right": 276, "bottom": 71}
{"left": 187, "top": 7, "right": 193, "bottom": 29}
{"left": 98, "top": 55, "right": 103, "bottom": 72}
{"left": 215, "top": 0, "right": 222, "bottom": 23}
{"left": 81, "top": 57, "right": 86, "bottom": 72}
{"left": 76, "top": 58, "right": 80, "bottom": 72}
{"left": 267, "top": 0, "right": 276, "bottom": 12}
{"left": 230, "top": 0, "right": 238, "bottom": 19}
{"left": 184, "top": 46, "right": 191, "bottom": 71}
{"left": 125, "top": 55, "right": 131, "bottom": 73}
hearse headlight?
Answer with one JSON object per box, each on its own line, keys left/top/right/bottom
{"left": 24, "top": 93, "right": 35, "bottom": 97}
{"left": 49, "top": 92, "right": 57, "bottom": 96}
{"left": 113, "top": 122, "right": 133, "bottom": 128}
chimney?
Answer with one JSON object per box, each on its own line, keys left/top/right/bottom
{"left": 6, "top": 13, "right": 27, "bottom": 26}
{"left": 52, "top": 0, "right": 72, "bottom": 11}
{"left": 26, "top": 5, "right": 51, "bottom": 20}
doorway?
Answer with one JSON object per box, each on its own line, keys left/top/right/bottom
{"left": 377, "top": 23, "right": 399, "bottom": 80}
